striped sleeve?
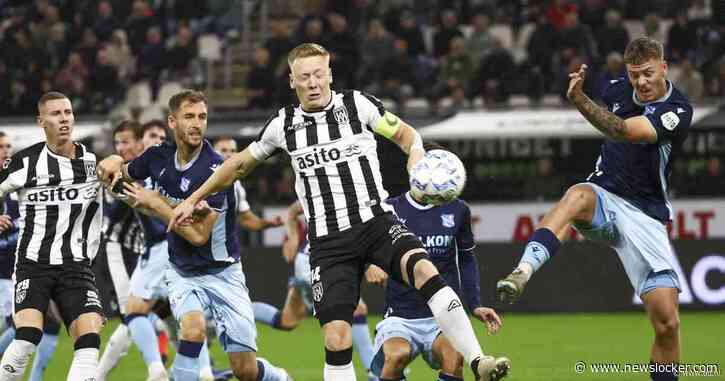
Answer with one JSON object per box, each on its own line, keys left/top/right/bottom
{"left": 249, "top": 110, "right": 285, "bottom": 160}
{"left": 354, "top": 90, "right": 387, "bottom": 131}
{"left": 0, "top": 153, "right": 27, "bottom": 198}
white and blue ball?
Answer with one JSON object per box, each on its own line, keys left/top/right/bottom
{"left": 409, "top": 149, "right": 466, "bottom": 205}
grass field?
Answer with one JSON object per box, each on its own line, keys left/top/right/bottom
{"left": 32, "top": 311, "right": 722, "bottom": 380}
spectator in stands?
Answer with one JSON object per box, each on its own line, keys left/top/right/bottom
{"left": 89, "top": 48, "right": 121, "bottom": 112}
{"left": 644, "top": 13, "right": 665, "bottom": 44}
{"left": 559, "top": 11, "right": 596, "bottom": 62}
{"left": 77, "top": 28, "right": 99, "bottom": 71}
{"left": 393, "top": 9, "right": 427, "bottom": 58}
{"left": 165, "top": 24, "right": 198, "bottom": 82}
{"left": 545, "top": 0, "right": 578, "bottom": 30}
{"left": 325, "top": 13, "right": 359, "bottom": 89}
{"left": 136, "top": 25, "right": 166, "bottom": 96}
{"left": 673, "top": 58, "right": 704, "bottom": 102}
{"left": 427, "top": 36, "right": 474, "bottom": 113}
{"left": 44, "top": 23, "right": 69, "bottom": 71}
{"left": 264, "top": 19, "right": 296, "bottom": 75}
{"left": 433, "top": 9, "right": 464, "bottom": 58}
{"left": 94, "top": 0, "right": 118, "bottom": 42}
{"left": 105, "top": 29, "right": 135, "bottom": 82}
{"left": 474, "top": 37, "right": 515, "bottom": 105}
{"left": 245, "top": 47, "right": 276, "bottom": 110}
{"left": 688, "top": 0, "right": 712, "bottom": 23}
{"left": 125, "top": 0, "right": 156, "bottom": 54}
{"left": 667, "top": 13, "right": 697, "bottom": 63}
{"left": 707, "top": 59, "right": 725, "bottom": 96}
{"left": 595, "top": 9, "right": 629, "bottom": 59}
{"left": 465, "top": 12, "right": 494, "bottom": 67}
{"left": 372, "top": 38, "right": 416, "bottom": 114}
{"left": 301, "top": 17, "right": 325, "bottom": 45}
{"left": 527, "top": 13, "right": 559, "bottom": 90}
{"left": 596, "top": 52, "right": 625, "bottom": 99}
{"left": 28, "top": 3, "right": 62, "bottom": 47}
{"left": 358, "top": 18, "right": 395, "bottom": 87}
{"left": 54, "top": 51, "right": 89, "bottom": 103}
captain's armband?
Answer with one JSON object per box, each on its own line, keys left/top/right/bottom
{"left": 373, "top": 111, "right": 402, "bottom": 139}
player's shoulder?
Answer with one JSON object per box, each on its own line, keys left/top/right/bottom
{"left": 601, "top": 77, "right": 630, "bottom": 101}
{"left": 146, "top": 140, "right": 176, "bottom": 158}
{"left": 664, "top": 84, "right": 693, "bottom": 110}
{"left": 74, "top": 142, "right": 97, "bottom": 161}
{"left": 350, "top": 89, "right": 385, "bottom": 111}
{"left": 384, "top": 194, "right": 406, "bottom": 208}
{"left": 13, "top": 142, "right": 45, "bottom": 160}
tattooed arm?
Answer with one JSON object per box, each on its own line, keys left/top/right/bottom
{"left": 567, "top": 64, "right": 657, "bottom": 143}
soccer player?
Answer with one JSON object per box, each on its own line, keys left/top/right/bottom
{"left": 97, "top": 90, "right": 291, "bottom": 381}
{"left": 370, "top": 147, "right": 502, "bottom": 381}
{"left": 0, "top": 132, "right": 62, "bottom": 381}
{"left": 252, "top": 201, "right": 378, "bottom": 380}
{"left": 213, "top": 137, "right": 283, "bottom": 231}
{"left": 0, "top": 91, "right": 105, "bottom": 381}
{"left": 496, "top": 37, "right": 691, "bottom": 381}
{"left": 169, "top": 43, "right": 511, "bottom": 381}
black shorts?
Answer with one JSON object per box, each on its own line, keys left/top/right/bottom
{"left": 309, "top": 212, "right": 423, "bottom": 325}
{"left": 14, "top": 260, "right": 104, "bottom": 328}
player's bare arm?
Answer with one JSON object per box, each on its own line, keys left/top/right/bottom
{"left": 374, "top": 112, "right": 425, "bottom": 171}
{"left": 169, "top": 147, "right": 260, "bottom": 230}
{"left": 238, "top": 210, "right": 283, "bottom": 231}
{"left": 124, "top": 182, "right": 218, "bottom": 246}
{"left": 281, "top": 201, "right": 303, "bottom": 263}
{"left": 567, "top": 64, "right": 657, "bottom": 143}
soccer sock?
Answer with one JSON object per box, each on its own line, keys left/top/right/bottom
{"left": 125, "top": 314, "right": 163, "bottom": 367}
{"left": 97, "top": 324, "right": 131, "bottom": 380}
{"left": 421, "top": 276, "right": 483, "bottom": 365}
{"left": 257, "top": 357, "right": 289, "bottom": 381}
{"left": 438, "top": 373, "right": 463, "bottom": 381}
{"left": 517, "top": 228, "right": 561, "bottom": 277}
{"left": 66, "top": 333, "right": 100, "bottom": 381}
{"left": 325, "top": 347, "right": 356, "bottom": 381}
{"left": 28, "top": 333, "right": 58, "bottom": 381}
{"left": 0, "top": 327, "right": 15, "bottom": 354}
{"left": 172, "top": 340, "right": 202, "bottom": 381}
{"left": 650, "top": 361, "right": 678, "bottom": 381}
{"left": 351, "top": 315, "right": 375, "bottom": 370}
{"left": 0, "top": 327, "right": 42, "bottom": 381}
{"left": 199, "top": 340, "right": 212, "bottom": 380}
{"left": 253, "top": 302, "right": 282, "bottom": 329}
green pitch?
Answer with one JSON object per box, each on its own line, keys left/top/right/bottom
{"left": 34, "top": 311, "right": 721, "bottom": 380}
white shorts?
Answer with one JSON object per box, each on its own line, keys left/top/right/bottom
{"left": 129, "top": 240, "right": 169, "bottom": 300}
{"left": 0, "top": 279, "right": 12, "bottom": 317}
{"left": 574, "top": 183, "right": 681, "bottom": 296}
{"left": 370, "top": 316, "right": 442, "bottom": 376}
{"left": 165, "top": 262, "right": 257, "bottom": 353}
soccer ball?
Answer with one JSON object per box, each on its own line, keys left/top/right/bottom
{"left": 409, "top": 149, "right": 466, "bottom": 205}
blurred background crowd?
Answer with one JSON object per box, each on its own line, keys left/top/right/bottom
{"left": 1, "top": 0, "right": 725, "bottom": 204}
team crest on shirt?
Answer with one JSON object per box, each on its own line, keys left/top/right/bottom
{"left": 333, "top": 106, "right": 350, "bottom": 126}
{"left": 15, "top": 279, "right": 29, "bottom": 304}
{"left": 180, "top": 177, "right": 191, "bottom": 192}
{"left": 441, "top": 214, "right": 455, "bottom": 228}
{"left": 84, "top": 160, "right": 97, "bottom": 179}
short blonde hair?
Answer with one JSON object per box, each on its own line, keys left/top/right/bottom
{"left": 624, "top": 37, "right": 664, "bottom": 65}
{"left": 287, "top": 43, "right": 329, "bottom": 66}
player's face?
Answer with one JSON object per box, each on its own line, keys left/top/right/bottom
{"left": 214, "top": 140, "right": 237, "bottom": 160}
{"left": 142, "top": 126, "right": 166, "bottom": 150}
{"left": 169, "top": 100, "right": 207, "bottom": 150}
{"left": 114, "top": 130, "right": 143, "bottom": 161}
{"left": 38, "top": 98, "right": 74, "bottom": 146}
{"left": 0, "top": 137, "right": 12, "bottom": 163}
{"left": 626, "top": 58, "right": 668, "bottom": 103}
{"left": 290, "top": 55, "right": 333, "bottom": 112}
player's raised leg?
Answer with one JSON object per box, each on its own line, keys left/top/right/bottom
{"left": 252, "top": 287, "right": 307, "bottom": 331}
{"left": 497, "top": 184, "right": 597, "bottom": 303}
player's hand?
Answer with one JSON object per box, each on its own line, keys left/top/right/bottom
{"left": 169, "top": 198, "right": 197, "bottom": 231}
{"left": 192, "top": 200, "right": 212, "bottom": 220}
{"left": 266, "top": 215, "right": 283, "bottom": 228}
{"left": 0, "top": 215, "right": 13, "bottom": 232}
{"left": 97, "top": 155, "right": 125, "bottom": 186}
{"left": 122, "top": 182, "right": 159, "bottom": 210}
{"left": 365, "top": 264, "right": 388, "bottom": 286}
{"left": 566, "top": 64, "right": 588, "bottom": 102}
{"left": 473, "top": 307, "right": 502, "bottom": 335}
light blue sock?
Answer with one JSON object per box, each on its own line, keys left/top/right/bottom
{"left": 352, "top": 316, "right": 375, "bottom": 371}
{"left": 173, "top": 340, "right": 203, "bottom": 381}
{"left": 253, "top": 302, "right": 281, "bottom": 328}
{"left": 198, "top": 340, "right": 211, "bottom": 369}
{"left": 518, "top": 228, "right": 561, "bottom": 273}
{"left": 0, "top": 326, "right": 15, "bottom": 353}
{"left": 257, "top": 357, "right": 288, "bottom": 381}
{"left": 126, "top": 314, "right": 162, "bottom": 365}
{"left": 28, "top": 333, "right": 58, "bottom": 381}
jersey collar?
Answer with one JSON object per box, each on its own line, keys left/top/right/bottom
{"left": 175, "top": 140, "right": 206, "bottom": 171}
{"left": 405, "top": 191, "right": 435, "bottom": 210}
{"left": 299, "top": 91, "right": 337, "bottom": 115}
{"left": 632, "top": 80, "right": 673, "bottom": 106}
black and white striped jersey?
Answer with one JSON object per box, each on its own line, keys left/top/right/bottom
{"left": 249, "top": 90, "right": 394, "bottom": 240}
{"left": 102, "top": 193, "right": 145, "bottom": 256}
{"left": 0, "top": 142, "right": 103, "bottom": 265}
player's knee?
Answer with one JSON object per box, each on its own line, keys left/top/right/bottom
{"left": 401, "top": 249, "right": 432, "bottom": 288}
{"left": 561, "top": 185, "right": 596, "bottom": 214}
{"left": 230, "top": 358, "right": 258, "bottom": 381}
{"left": 324, "top": 329, "right": 352, "bottom": 351}
{"left": 653, "top": 315, "right": 680, "bottom": 338}
{"left": 383, "top": 345, "right": 412, "bottom": 372}
{"left": 179, "top": 315, "right": 206, "bottom": 342}
{"left": 125, "top": 297, "right": 152, "bottom": 314}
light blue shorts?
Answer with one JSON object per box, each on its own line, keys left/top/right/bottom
{"left": 129, "top": 240, "right": 169, "bottom": 300}
{"left": 288, "top": 252, "right": 313, "bottom": 311}
{"left": 0, "top": 279, "right": 12, "bottom": 317}
{"left": 574, "top": 183, "right": 681, "bottom": 296}
{"left": 370, "top": 316, "right": 442, "bottom": 376}
{"left": 165, "top": 262, "right": 257, "bottom": 353}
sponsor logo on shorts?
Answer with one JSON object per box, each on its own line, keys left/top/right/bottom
{"left": 388, "top": 224, "right": 415, "bottom": 244}
{"left": 85, "top": 290, "right": 102, "bottom": 308}
{"left": 15, "top": 279, "right": 29, "bottom": 304}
